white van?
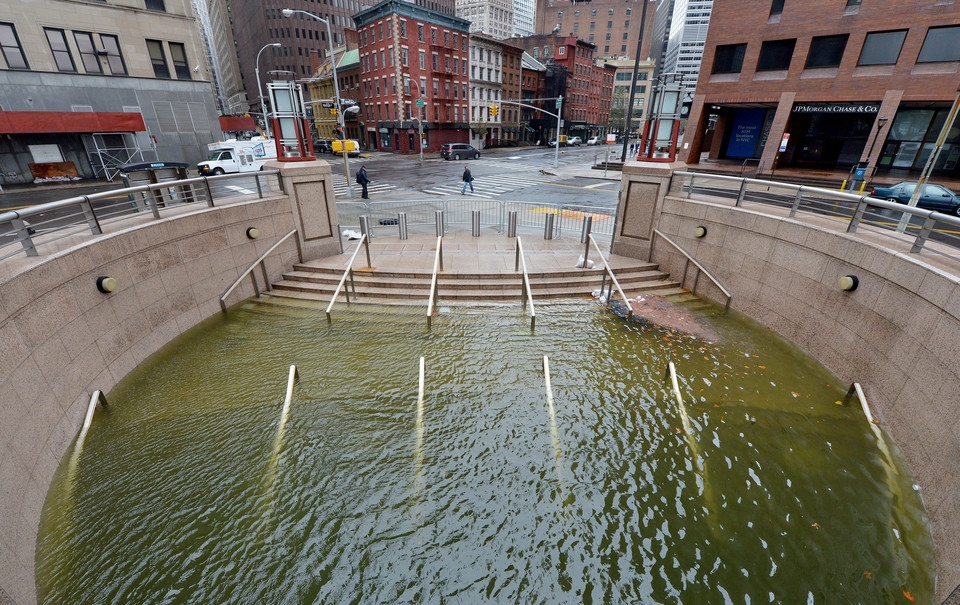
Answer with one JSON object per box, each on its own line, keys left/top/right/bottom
{"left": 197, "top": 137, "right": 277, "bottom": 175}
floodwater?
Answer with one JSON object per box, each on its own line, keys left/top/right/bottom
{"left": 37, "top": 299, "right": 935, "bottom": 604}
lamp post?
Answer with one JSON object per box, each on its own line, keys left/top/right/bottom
{"left": 282, "top": 8, "right": 353, "bottom": 197}
{"left": 255, "top": 43, "right": 281, "bottom": 138}
{"left": 406, "top": 76, "right": 425, "bottom": 166}
{"left": 621, "top": 0, "right": 654, "bottom": 161}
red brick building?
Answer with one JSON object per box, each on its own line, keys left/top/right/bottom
{"left": 353, "top": 0, "right": 471, "bottom": 153}
{"left": 681, "top": 0, "right": 960, "bottom": 180}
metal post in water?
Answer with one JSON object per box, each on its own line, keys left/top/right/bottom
{"left": 398, "top": 212, "right": 408, "bottom": 240}
{"left": 472, "top": 210, "right": 480, "bottom": 237}
{"left": 507, "top": 210, "right": 517, "bottom": 238}
{"left": 544, "top": 212, "right": 555, "bottom": 240}
{"left": 435, "top": 210, "right": 444, "bottom": 236}
{"left": 359, "top": 216, "right": 372, "bottom": 268}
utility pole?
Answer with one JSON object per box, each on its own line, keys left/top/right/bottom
{"left": 621, "top": 0, "right": 653, "bottom": 161}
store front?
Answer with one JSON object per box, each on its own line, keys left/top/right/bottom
{"left": 877, "top": 105, "right": 960, "bottom": 178}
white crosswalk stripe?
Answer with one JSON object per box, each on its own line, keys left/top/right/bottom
{"left": 331, "top": 177, "right": 396, "bottom": 197}
{"left": 421, "top": 185, "right": 497, "bottom": 199}
{"left": 421, "top": 173, "right": 544, "bottom": 198}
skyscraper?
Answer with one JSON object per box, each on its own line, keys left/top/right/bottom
{"left": 660, "top": 0, "right": 712, "bottom": 91}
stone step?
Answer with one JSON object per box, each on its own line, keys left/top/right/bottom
{"left": 290, "top": 260, "right": 661, "bottom": 281}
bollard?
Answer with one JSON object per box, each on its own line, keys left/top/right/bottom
{"left": 580, "top": 215, "right": 593, "bottom": 244}
{"left": 435, "top": 210, "right": 444, "bottom": 236}
{"left": 398, "top": 212, "right": 408, "bottom": 240}
{"left": 359, "top": 216, "right": 372, "bottom": 267}
{"left": 472, "top": 210, "right": 480, "bottom": 237}
{"left": 507, "top": 210, "right": 517, "bottom": 238}
{"left": 544, "top": 212, "right": 555, "bottom": 240}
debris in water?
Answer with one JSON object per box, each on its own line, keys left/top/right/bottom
{"left": 627, "top": 294, "right": 720, "bottom": 342}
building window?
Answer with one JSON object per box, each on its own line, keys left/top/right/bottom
{"left": 574, "top": 10, "right": 579, "bottom": 16}
{"left": 461, "top": 37, "right": 466, "bottom": 51}
{"left": 590, "top": 22, "right": 595, "bottom": 30}
{"left": 591, "top": 9, "right": 596, "bottom": 16}
{"left": 573, "top": 23, "right": 578, "bottom": 31}
{"left": 419, "top": 50, "right": 425, "bottom": 69}
{"left": 379, "top": 23, "right": 384, "bottom": 41}
{"left": 431, "top": 28, "right": 437, "bottom": 43}
{"left": 558, "top": 46, "right": 565, "bottom": 55}
{"left": 73, "top": 31, "right": 102, "bottom": 73}
{"left": 45, "top": 28, "right": 76, "bottom": 72}
{"left": 0, "top": 23, "right": 27, "bottom": 69}
{"left": 444, "top": 31, "right": 449, "bottom": 46}
{"left": 857, "top": 29, "right": 907, "bottom": 66}
{"left": 756, "top": 38, "right": 796, "bottom": 71}
{"left": 805, "top": 34, "right": 847, "bottom": 68}
{"left": 99, "top": 34, "right": 126, "bottom": 75}
{"left": 712, "top": 43, "right": 747, "bottom": 73}
{"left": 917, "top": 25, "right": 960, "bottom": 63}
{"left": 169, "top": 42, "right": 191, "bottom": 79}
{"left": 402, "top": 47, "right": 408, "bottom": 66}
{"left": 418, "top": 24, "right": 424, "bottom": 42}
{"left": 400, "top": 19, "right": 407, "bottom": 38}
{"left": 607, "top": 21, "right": 612, "bottom": 28}
{"left": 144, "top": 0, "right": 166, "bottom": 11}
{"left": 392, "top": 75, "right": 397, "bottom": 93}
{"left": 146, "top": 39, "right": 170, "bottom": 78}
{"left": 770, "top": 0, "right": 785, "bottom": 15}
{"left": 846, "top": 0, "right": 862, "bottom": 5}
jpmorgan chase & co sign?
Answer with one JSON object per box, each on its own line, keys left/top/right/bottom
{"left": 792, "top": 104, "right": 880, "bottom": 114}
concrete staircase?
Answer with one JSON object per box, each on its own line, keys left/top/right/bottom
{"left": 267, "top": 259, "right": 687, "bottom": 305}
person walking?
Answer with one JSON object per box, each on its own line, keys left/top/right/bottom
{"left": 461, "top": 165, "right": 474, "bottom": 195}
{"left": 356, "top": 165, "right": 370, "bottom": 199}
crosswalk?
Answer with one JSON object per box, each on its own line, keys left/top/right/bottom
{"left": 331, "top": 177, "right": 397, "bottom": 197}
{"left": 422, "top": 173, "right": 544, "bottom": 199}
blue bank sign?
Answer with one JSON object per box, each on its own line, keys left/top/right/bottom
{"left": 726, "top": 108, "right": 767, "bottom": 158}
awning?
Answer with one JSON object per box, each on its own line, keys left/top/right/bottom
{"left": 0, "top": 111, "right": 146, "bottom": 134}
{"left": 218, "top": 115, "right": 256, "bottom": 131}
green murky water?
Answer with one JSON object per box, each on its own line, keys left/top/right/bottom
{"left": 37, "top": 300, "right": 935, "bottom": 603}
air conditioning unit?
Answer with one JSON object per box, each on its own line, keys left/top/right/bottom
{"left": 95, "top": 48, "right": 109, "bottom": 56}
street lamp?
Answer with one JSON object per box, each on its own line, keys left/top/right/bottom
{"left": 406, "top": 76, "right": 425, "bottom": 166}
{"left": 282, "top": 8, "right": 353, "bottom": 197}
{"left": 255, "top": 43, "right": 282, "bottom": 139}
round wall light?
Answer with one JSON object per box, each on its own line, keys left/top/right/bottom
{"left": 838, "top": 275, "right": 859, "bottom": 292}
{"left": 694, "top": 226, "right": 707, "bottom": 238}
{"left": 96, "top": 276, "right": 118, "bottom": 294}
{"left": 246, "top": 227, "right": 260, "bottom": 239}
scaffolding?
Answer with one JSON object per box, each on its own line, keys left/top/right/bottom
{"left": 82, "top": 132, "right": 154, "bottom": 181}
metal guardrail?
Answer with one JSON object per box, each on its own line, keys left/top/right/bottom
{"left": 426, "top": 236, "right": 443, "bottom": 329}
{"left": 0, "top": 170, "right": 283, "bottom": 262}
{"left": 652, "top": 229, "right": 732, "bottom": 312}
{"left": 336, "top": 199, "right": 614, "bottom": 240}
{"left": 220, "top": 229, "right": 302, "bottom": 312}
{"left": 586, "top": 234, "right": 633, "bottom": 319}
{"left": 669, "top": 171, "right": 960, "bottom": 256}
{"left": 515, "top": 236, "right": 536, "bottom": 330}
{"left": 325, "top": 233, "right": 369, "bottom": 323}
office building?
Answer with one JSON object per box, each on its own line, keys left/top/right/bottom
{"left": 457, "top": 0, "right": 515, "bottom": 40}
{"left": 660, "top": 0, "right": 712, "bottom": 91}
{"left": 534, "top": 0, "right": 657, "bottom": 60}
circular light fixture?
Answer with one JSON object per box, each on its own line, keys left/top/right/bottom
{"left": 694, "top": 226, "right": 707, "bottom": 238}
{"left": 96, "top": 276, "right": 118, "bottom": 294}
{"left": 838, "top": 275, "right": 859, "bottom": 292}
{"left": 246, "top": 227, "right": 260, "bottom": 239}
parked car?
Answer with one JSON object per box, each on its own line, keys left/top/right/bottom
{"left": 587, "top": 136, "right": 602, "bottom": 145}
{"left": 441, "top": 143, "right": 480, "bottom": 160}
{"left": 869, "top": 182, "right": 960, "bottom": 216}
{"left": 313, "top": 139, "right": 332, "bottom": 154}
{"left": 567, "top": 136, "right": 582, "bottom": 146}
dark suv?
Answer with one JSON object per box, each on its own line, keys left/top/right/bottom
{"left": 313, "top": 139, "right": 332, "bottom": 154}
{"left": 441, "top": 143, "right": 480, "bottom": 160}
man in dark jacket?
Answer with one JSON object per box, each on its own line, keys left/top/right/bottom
{"left": 461, "top": 165, "right": 474, "bottom": 195}
{"left": 356, "top": 165, "right": 370, "bottom": 198}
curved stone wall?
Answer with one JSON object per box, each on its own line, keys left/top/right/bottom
{"left": 0, "top": 196, "right": 300, "bottom": 604}
{"left": 647, "top": 192, "right": 960, "bottom": 602}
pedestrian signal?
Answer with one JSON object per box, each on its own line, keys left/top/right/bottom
{"left": 489, "top": 105, "right": 499, "bottom": 117}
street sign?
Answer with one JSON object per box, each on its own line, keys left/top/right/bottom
{"left": 416, "top": 99, "right": 425, "bottom": 108}
{"left": 340, "top": 98, "right": 357, "bottom": 106}
{"left": 555, "top": 98, "right": 562, "bottom": 108}
{"left": 320, "top": 102, "right": 334, "bottom": 109}
{"left": 606, "top": 133, "right": 616, "bottom": 144}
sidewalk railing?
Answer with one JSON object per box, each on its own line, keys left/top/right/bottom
{"left": 0, "top": 171, "right": 283, "bottom": 262}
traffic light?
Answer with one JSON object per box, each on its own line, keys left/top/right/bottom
{"left": 329, "top": 107, "right": 339, "bottom": 116}
{"left": 488, "top": 105, "right": 499, "bottom": 117}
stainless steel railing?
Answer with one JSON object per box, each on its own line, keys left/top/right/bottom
{"left": 426, "top": 235, "right": 444, "bottom": 329}
{"left": 668, "top": 171, "right": 960, "bottom": 256}
{"left": 0, "top": 170, "right": 283, "bottom": 262}
{"left": 325, "top": 233, "right": 369, "bottom": 323}
{"left": 586, "top": 233, "right": 633, "bottom": 319}
{"left": 651, "top": 229, "right": 732, "bottom": 312}
{"left": 515, "top": 236, "right": 536, "bottom": 330}
{"left": 220, "top": 229, "right": 302, "bottom": 312}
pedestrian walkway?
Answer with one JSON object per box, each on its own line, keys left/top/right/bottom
{"left": 422, "top": 173, "right": 545, "bottom": 198}
{"left": 331, "top": 175, "right": 397, "bottom": 198}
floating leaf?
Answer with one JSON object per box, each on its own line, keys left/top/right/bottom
{"left": 835, "top": 401, "right": 843, "bottom": 405}
{"left": 758, "top": 365, "right": 766, "bottom": 369}
{"left": 863, "top": 570, "right": 872, "bottom": 579}
{"left": 811, "top": 522, "right": 819, "bottom": 529}
{"left": 791, "top": 392, "right": 800, "bottom": 398}
{"left": 903, "top": 590, "right": 914, "bottom": 601}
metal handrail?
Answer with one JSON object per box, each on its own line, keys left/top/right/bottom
{"left": 652, "top": 229, "right": 732, "bottom": 312}
{"left": 219, "top": 229, "right": 302, "bottom": 312}
{"left": 325, "top": 233, "right": 368, "bottom": 322}
{"left": 543, "top": 355, "right": 554, "bottom": 407}
{"left": 587, "top": 233, "right": 633, "bottom": 319}
{"left": 844, "top": 382, "right": 875, "bottom": 424}
{"left": 426, "top": 235, "right": 443, "bottom": 328}
{"left": 515, "top": 236, "right": 536, "bottom": 330}
{"left": 1, "top": 170, "right": 282, "bottom": 261}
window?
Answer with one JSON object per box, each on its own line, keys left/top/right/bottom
{"left": 590, "top": 22, "right": 595, "bottom": 30}
{"left": 770, "top": 0, "right": 785, "bottom": 15}
{"left": 574, "top": 10, "right": 579, "bottom": 16}
{"left": 573, "top": 23, "right": 578, "bottom": 31}
{"left": 144, "top": 0, "right": 166, "bottom": 11}
{"left": 461, "top": 37, "right": 466, "bottom": 51}
{"left": 45, "top": 28, "right": 76, "bottom": 72}
{"left": 917, "top": 25, "right": 960, "bottom": 63}
{"left": 846, "top": 0, "right": 862, "bottom": 5}
{"left": 444, "top": 31, "right": 449, "bottom": 46}
{"left": 73, "top": 32, "right": 102, "bottom": 73}
{"left": 418, "top": 24, "right": 424, "bottom": 41}
{"left": 857, "top": 29, "right": 907, "bottom": 66}
{"left": 169, "top": 42, "right": 190, "bottom": 79}
{"left": 100, "top": 34, "right": 126, "bottom": 75}
{"left": 607, "top": 21, "right": 612, "bottom": 28}
{"left": 392, "top": 75, "right": 397, "bottom": 93}
{"left": 591, "top": 9, "right": 596, "bottom": 16}
{"left": 400, "top": 19, "right": 407, "bottom": 38}
{"left": 712, "top": 43, "right": 746, "bottom": 73}
{"left": 146, "top": 39, "right": 170, "bottom": 78}
{"left": 756, "top": 38, "right": 795, "bottom": 71}
{"left": 805, "top": 34, "right": 847, "bottom": 68}
{"left": 558, "top": 46, "right": 565, "bottom": 55}
{"left": 379, "top": 23, "right": 383, "bottom": 40}
{"left": 608, "top": 8, "right": 614, "bottom": 15}
{"left": 432, "top": 53, "right": 438, "bottom": 69}
{"left": 402, "top": 47, "right": 408, "bottom": 66}
{"left": 419, "top": 50, "right": 425, "bottom": 69}
{"left": 432, "top": 28, "right": 437, "bottom": 43}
